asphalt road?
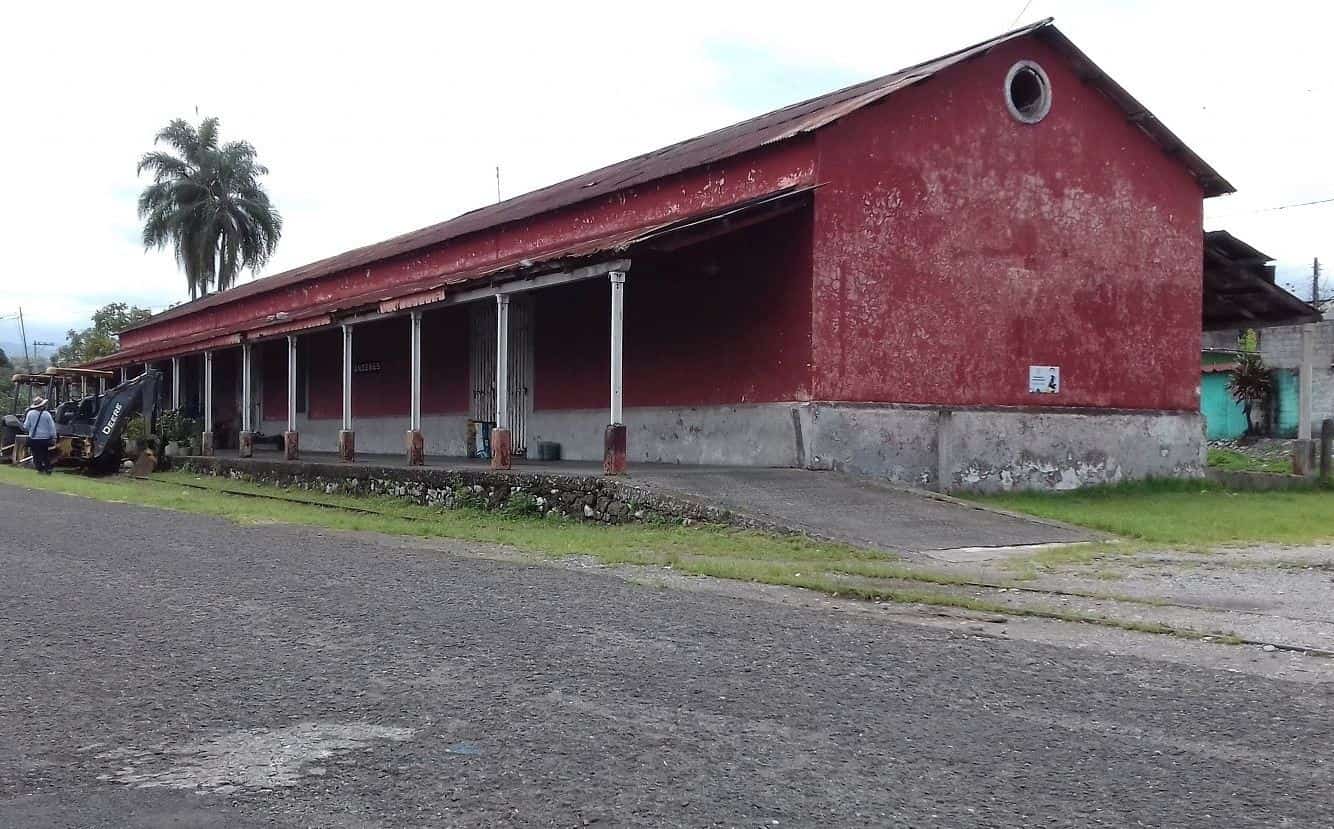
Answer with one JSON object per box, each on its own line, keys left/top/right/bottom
{"left": 0, "top": 486, "right": 1331, "bottom": 828}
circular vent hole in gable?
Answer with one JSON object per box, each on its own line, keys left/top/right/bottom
{"left": 1005, "top": 61, "right": 1052, "bottom": 124}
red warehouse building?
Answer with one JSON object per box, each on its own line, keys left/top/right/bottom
{"left": 93, "top": 19, "right": 1233, "bottom": 491}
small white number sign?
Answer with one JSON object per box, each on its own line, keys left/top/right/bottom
{"left": 1029, "top": 365, "right": 1060, "bottom": 394}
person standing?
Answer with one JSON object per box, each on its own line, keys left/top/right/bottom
{"left": 23, "top": 397, "right": 57, "bottom": 475}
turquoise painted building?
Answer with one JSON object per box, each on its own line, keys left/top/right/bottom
{"left": 1199, "top": 352, "right": 1300, "bottom": 440}
{"left": 1273, "top": 369, "right": 1300, "bottom": 437}
{"left": 1200, "top": 369, "right": 1248, "bottom": 440}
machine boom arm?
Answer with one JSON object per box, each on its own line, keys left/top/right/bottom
{"left": 90, "top": 370, "right": 162, "bottom": 468}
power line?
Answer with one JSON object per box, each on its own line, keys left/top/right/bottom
{"left": 1210, "top": 195, "right": 1334, "bottom": 220}
{"left": 1010, "top": 0, "right": 1034, "bottom": 26}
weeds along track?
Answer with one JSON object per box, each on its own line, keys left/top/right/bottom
{"left": 139, "top": 474, "right": 429, "bottom": 521}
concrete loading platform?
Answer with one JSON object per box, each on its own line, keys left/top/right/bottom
{"left": 178, "top": 450, "right": 1090, "bottom": 555}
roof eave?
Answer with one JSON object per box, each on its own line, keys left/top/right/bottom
{"left": 1035, "top": 26, "right": 1235, "bottom": 198}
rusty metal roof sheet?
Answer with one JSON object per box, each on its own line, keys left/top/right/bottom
{"left": 123, "top": 18, "right": 1232, "bottom": 337}
{"left": 93, "top": 187, "right": 814, "bottom": 364}
{"left": 83, "top": 329, "right": 243, "bottom": 368}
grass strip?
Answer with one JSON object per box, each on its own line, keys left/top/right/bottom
{"left": 972, "top": 478, "right": 1334, "bottom": 547}
{"left": 1206, "top": 447, "right": 1292, "bottom": 475}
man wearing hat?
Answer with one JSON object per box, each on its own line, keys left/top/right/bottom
{"left": 23, "top": 397, "right": 57, "bottom": 475}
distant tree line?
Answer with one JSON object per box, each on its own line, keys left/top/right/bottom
{"left": 53, "top": 303, "right": 152, "bottom": 366}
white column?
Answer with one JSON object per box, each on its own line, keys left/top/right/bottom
{"left": 171, "top": 357, "right": 181, "bottom": 410}
{"left": 203, "top": 351, "right": 214, "bottom": 434}
{"left": 342, "top": 324, "right": 354, "bottom": 432}
{"left": 80, "top": 377, "right": 87, "bottom": 398}
{"left": 1299, "top": 323, "right": 1316, "bottom": 441}
{"left": 144, "top": 362, "right": 150, "bottom": 378}
{"left": 495, "top": 295, "right": 510, "bottom": 429}
{"left": 409, "top": 312, "right": 423, "bottom": 432}
{"left": 609, "top": 271, "right": 626, "bottom": 424}
{"left": 286, "top": 335, "right": 298, "bottom": 433}
{"left": 120, "top": 367, "right": 128, "bottom": 384}
{"left": 241, "top": 343, "right": 253, "bottom": 433}
{"left": 98, "top": 377, "right": 106, "bottom": 395}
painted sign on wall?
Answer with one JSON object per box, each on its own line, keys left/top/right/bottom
{"left": 1028, "top": 365, "right": 1060, "bottom": 394}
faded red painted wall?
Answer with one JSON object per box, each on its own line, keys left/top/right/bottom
{"left": 535, "top": 208, "right": 813, "bottom": 410}
{"left": 262, "top": 307, "right": 470, "bottom": 420}
{"left": 120, "top": 141, "right": 817, "bottom": 352}
{"left": 209, "top": 348, "right": 240, "bottom": 448}
{"left": 259, "top": 339, "right": 287, "bottom": 418}
{"left": 811, "top": 35, "right": 1203, "bottom": 411}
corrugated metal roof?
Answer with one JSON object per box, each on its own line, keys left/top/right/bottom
{"left": 1204, "top": 230, "right": 1321, "bottom": 331}
{"left": 85, "top": 330, "right": 243, "bottom": 368}
{"left": 93, "top": 186, "right": 814, "bottom": 364}
{"left": 123, "top": 18, "right": 1232, "bottom": 337}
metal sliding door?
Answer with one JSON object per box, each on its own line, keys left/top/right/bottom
{"left": 469, "top": 297, "right": 533, "bottom": 454}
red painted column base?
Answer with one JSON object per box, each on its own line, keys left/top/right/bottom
{"left": 405, "top": 429, "right": 424, "bottom": 466}
{"left": 200, "top": 431, "right": 214, "bottom": 457}
{"left": 490, "top": 428, "right": 512, "bottom": 471}
{"left": 338, "top": 430, "right": 356, "bottom": 463}
{"left": 603, "top": 423, "right": 627, "bottom": 475}
{"left": 283, "top": 431, "right": 300, "bottom": 461}
{"left": 238, "top": 431, "right": 254, "bottom": 459}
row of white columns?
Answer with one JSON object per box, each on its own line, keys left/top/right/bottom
{"left": 609, "top": 271, "right": 626, "bottom": 426}
{"left": 495, "top": 297, "right": 510, "bottom": 432}
{"left": 154, "top": 268, "right": 629, "bottom": 468}
{"left": 241, "top": 343, "right": 253, "bottom": 434}
{"left": 286, "top": 335, "right": 297, "bottom": 435}
{"left": 341, "top": 324, "right": 354, "bottom": 432}
{"left": 202, "top": 351, "right": 214, "bottom": 438}
{"left": 409, "top": 311, "right": 423, "bottom": 434}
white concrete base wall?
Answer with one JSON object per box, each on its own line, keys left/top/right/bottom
{"left": 806, "top": 403, "right": 1204, "bottom": 491}
{"left": 801, "top": 404, "right": 939, "bottom": 487}
{"left": 528, "top": 405, "right": 803, "bottom": 467}
{"left": 260, "top": 414, "right": 470, "bottom": 457}
{"left": 264, "top": 403, "right": 1204, "bottom": 492}
{"left": 941, "top": 408, "right": 1205, "bottom": 491}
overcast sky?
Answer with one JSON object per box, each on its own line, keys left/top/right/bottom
{"left": 2, "top": 0, "right": 1329, "bottom": 350}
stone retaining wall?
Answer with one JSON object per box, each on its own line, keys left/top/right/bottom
{"left": 174, "top": 457, "right": 785, "bottom": 531}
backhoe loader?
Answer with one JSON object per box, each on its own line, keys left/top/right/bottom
{"left": 3, "top": 368, "right": 162, "bottom": 474}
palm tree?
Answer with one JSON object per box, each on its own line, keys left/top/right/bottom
{"left": 138, "top": 117, "right": 282, "bottom": 300}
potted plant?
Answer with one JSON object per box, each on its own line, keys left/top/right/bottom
{"left": 157, "top": 410, "right": 199, "bottom": 456}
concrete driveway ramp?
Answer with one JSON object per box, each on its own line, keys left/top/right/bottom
{"left": 628, "top": 467, "right": 1091, "bottom": 554}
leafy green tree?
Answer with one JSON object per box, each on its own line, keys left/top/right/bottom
{"left": 138, "top": 117, "right": 282, "bottom": 300}
{"left": 53, "top": 303, "right": 153, "bottom": 366}
{"left": 0, "top": 347, "right": 9, "bottom": 370}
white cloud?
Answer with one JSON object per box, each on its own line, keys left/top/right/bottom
{"left": 1, "top": 0, "right": 1329, "bottom": 346}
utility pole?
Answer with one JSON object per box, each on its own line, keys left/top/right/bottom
{"left": 1314, "top": 257, "right": 1322, "bottom": 305}
{"left": 495, "top": 165, "right": 502, "bottom": 203}
{"left": 17, "top": 306, "right": 29, "bottom": 372}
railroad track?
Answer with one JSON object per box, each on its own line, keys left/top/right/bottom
{"left": 139, "top": 474, "right": 428, "bottom": 521}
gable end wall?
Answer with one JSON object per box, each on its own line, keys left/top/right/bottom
{"left": 810, "top": 35, "right": 1204, "bottom": 411}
